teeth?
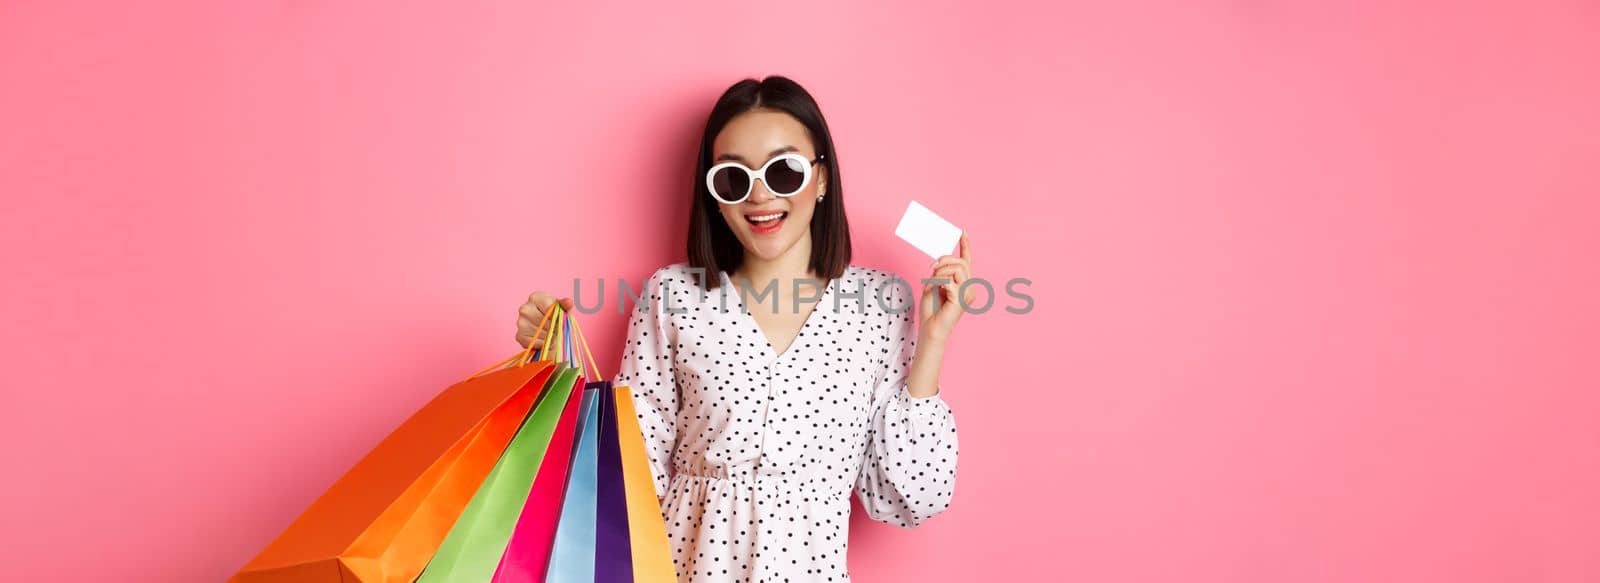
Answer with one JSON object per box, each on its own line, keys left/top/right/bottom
{"left": 748, "top": 212, "right": 785, "bottom": 222}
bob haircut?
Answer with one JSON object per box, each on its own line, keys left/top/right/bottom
{"left": 686, "top": 75, "right": 851, "bottom": 290}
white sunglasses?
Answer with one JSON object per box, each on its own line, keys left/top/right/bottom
{"left": 705, "top": 152, "right": 826, "bottom": 205}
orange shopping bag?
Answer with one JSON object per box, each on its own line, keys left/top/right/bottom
{"left": 231, "top": 309, "right": 566, "bottom": 582}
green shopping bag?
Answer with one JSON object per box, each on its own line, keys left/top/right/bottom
{"left": 416, "top": 365, "right": 582, "bottom": 582}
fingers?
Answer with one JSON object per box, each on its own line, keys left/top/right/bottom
{"left": 519, "top": 290, "right": 572, "bottom": 350}
{"left": 930, "top": 233, "right": 974, "bottom": 307}
{"left": 516, "top": 312, "right": 549, "bottom": 347}
{"left": 520, "top": 292, "right": 575, "bottom": 324}
{"left": 930, "top": 262, "right": 976, "bottom": 310}
{"left": 930, "top": 252, "right": 972, "bottom": 278}
{"left": 922, "top": 280, "right": 962, "bottom": 316}
{"left": 941, "top": 281, "right": 962, "bottom": 305}
{"left": 931, "top": 264, "right": 970, "bottom": 286}
{"left": 929, "top": 258, "right": 971, "bottom": 296}
{"left": 519, "top": 295, "right": 552, "bottom": 342}
{"left": 515, "top": 330, "right": 548, "bottom": 349}
{"left": 930, "top": 256, "right": 964, "bottom": 271}
{"left": 916, "top": 235, "right": 974, "bottom": 331}
{"left": 921, "top": 278, "right": 964, "bottom": 303}
{"left": 517, "top": 317, "right": 553, "bottom": 348}
{"left": 526, "top": 292, "right": 575, "bottom": 311}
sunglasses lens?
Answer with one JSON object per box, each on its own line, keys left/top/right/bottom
{"left": 765, "top": 157, "right": 808, "bottom": 195}
{"left": 710, "top": 167, "right": 749, "bottom": 202}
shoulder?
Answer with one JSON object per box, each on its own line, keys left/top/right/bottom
{"left": 644, "top": 262, "right": 715, "bottom": 292}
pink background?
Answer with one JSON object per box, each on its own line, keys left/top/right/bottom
{"left": 3, "top": 1, "right": 1597, "bottom": 581}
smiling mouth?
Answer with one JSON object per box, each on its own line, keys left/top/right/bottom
{"left": 745, "top": 211, "right": 787, "bottom": 234}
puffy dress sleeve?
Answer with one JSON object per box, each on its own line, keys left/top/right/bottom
{"left": 853, "top": 279, "right": 960, "bottom": 528}
{"left": 615, "top": 268, "right": 679, "bottom": 502}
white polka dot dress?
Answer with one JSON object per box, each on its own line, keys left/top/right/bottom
{"left": 613, "top": 263, "right": 960, "bottom": 582}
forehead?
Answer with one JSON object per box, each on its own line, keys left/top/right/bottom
{"left": 712, "top": 109, "right": 815, "bottom": 159}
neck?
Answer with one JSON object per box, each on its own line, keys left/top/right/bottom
{"left": 735, "top": 230, "right": 816, "bottom": 288}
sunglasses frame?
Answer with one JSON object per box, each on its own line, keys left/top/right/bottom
{"left": 704, "top": 152, "right": 827, "bottom": 205}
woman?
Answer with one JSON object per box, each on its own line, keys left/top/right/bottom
{"left": 516, "top": 75, "right": 972, "bottom": 582}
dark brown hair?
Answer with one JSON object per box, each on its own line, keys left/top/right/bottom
{"left": 686, "top": 75, "right": 851, "bottom": 289}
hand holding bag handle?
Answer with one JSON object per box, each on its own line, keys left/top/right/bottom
{"left": 465, "top": 300, "right": 565, "bottom": 381}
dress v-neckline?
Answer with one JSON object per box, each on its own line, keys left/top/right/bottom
{"left": 720, "top": 269, "right": 837, "bottom": 362}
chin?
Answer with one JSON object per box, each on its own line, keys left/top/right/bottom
{"left": 742, "top": 237, "right": 794, "bottom": 260}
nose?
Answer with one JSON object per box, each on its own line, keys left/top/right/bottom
{"left": 746, "top": 177, "right": 777, "bottom": 204}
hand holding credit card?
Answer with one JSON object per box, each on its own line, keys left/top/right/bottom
{"left": 894, "top": 200, "right": 975, "bottom": 336}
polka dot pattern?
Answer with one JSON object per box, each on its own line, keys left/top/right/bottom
{"left": 615, "top": 263, "right": 960, "bottom": 582}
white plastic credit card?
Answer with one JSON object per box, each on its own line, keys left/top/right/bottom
{"left": 894, "top": 200, "right": 963, "bottom": 259}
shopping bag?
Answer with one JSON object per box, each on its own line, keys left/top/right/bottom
{"left": 544, "top": 385, "right": 602, "bottom": 582}
{"left": 228, "top": 360, "right": 560, "bottom": 579}
{"left": 612, "top": 384, "right": 678, "bottom": 582}
{"left": 230, "top": 307, "right": 569, "bottom": 579}
{"left": 593, "top": 382, "right": 635, "bottom": 583}
{"left": 229, "top": 310, "right": 564, "bottom": 583}
{"left": 416, "top": 364, "right": 583, "bottom": 582}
